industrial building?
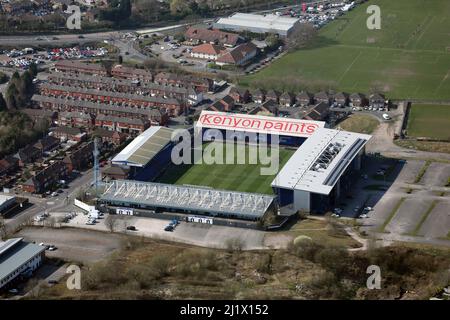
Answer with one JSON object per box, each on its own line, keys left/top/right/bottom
{"left": 0, "top": 238, "right": 46, "bottom": 290}
{"left": 111, "top": 126, "right": 175, "bottom": 181}
{"left": 0, "top": 194, "right": 16, "bottom": 217}
{"left": 272, "top": 128, "right": 371, "bottom": 213}
{"left": 214, "top": 13, "right": 301, "bottom": 37}
{"left": 100, "top": 180, "right": 275, "bottom": 222}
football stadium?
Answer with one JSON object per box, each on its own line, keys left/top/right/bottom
{"left": 98, "top": 111, "right": 371, "bottom": 228}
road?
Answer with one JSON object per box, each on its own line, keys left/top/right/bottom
{"left": 4, "top": 168, "right": 94, "bottom": 233}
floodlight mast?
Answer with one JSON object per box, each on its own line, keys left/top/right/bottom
{"left": 93, "top": 137, "right": 100, "bottom": 192}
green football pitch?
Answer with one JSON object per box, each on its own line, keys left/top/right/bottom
{"left": 157, "top": 143, "right": 296, "bottom": 194}
{"left": 242, "top": 0, "right": 450, "bottom": 100}
{"left": 407, "top": 104, "right": 450, "bottom": 140}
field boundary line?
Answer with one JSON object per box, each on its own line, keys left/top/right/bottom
{"left": 338, "top": 51, "right": 362, "bottom": 84}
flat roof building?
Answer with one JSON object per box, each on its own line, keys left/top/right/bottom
{"left": 214, "top": 13, "right": 301, "bottom": 37}
{"left": 0, "top": 238, "right": 46, "bottom": 290}
{"left": 272, "top": 128, "right": 371, "bottom": 213}
{"left": 100, "top": 180, "right": 275, "bottom": 221}
{"left": 112, "top": 126, "right": 174, "bottom": 168}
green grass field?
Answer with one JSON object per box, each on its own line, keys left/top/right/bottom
{"left": 338, "top": 114, "right": 380, "bottom": 134}
{"left": 407, "top": 104, "right": 450, "bottom": 140}
{"left": 242, "top": 0, "right": 450, "bottom": 100}
{"left": 157, "top": 143, "right": 296, "bottom": 194}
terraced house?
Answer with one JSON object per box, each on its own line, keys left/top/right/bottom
{"left": 38, "top": 84, "right": 185, "bottom": 116}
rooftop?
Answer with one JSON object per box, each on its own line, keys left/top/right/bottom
{"left": 101, "top": 180, "right": 275, "bottom": 219}
{"left": 215, "top": 12, "right": 300, "bottom": 32}
{"left": 0, "top": 238, "right": 46, "bottom": 283}
{"left": 272, "top": 128, "right": 371, "bottom": 195}
{"left": 111, "top": 126, "right": 174, "bottom": 167}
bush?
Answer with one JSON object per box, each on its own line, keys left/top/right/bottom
{"left": 225, "top": 238, "right": 244, "bottom": 252}
{"left": 289, "top": 238, "right": 323, "bottom": 262}
{"left": 255, "top": 253, "right": 272, "bottom": 274}
{"left": 314, "top": 246, "right": 350, "bottom": 277}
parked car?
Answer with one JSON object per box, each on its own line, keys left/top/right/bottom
{"left": 8, "top": 289, "right": 19, "bottom": 294}
{"left": 48, "top": 280, "right": 58, "bottom": 285}
{"left": 164, "top": 225, "right": 174, "bottom": 232}
{"left": 126, "top": 226, "right": 137, "bottom": 231}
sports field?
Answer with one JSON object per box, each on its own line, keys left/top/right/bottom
{"left": 407, "top": 104, "right": 450, "bottom": 140}
{"left": 243, "top": 0, "right": 450, "bottom": 100}
{"left": 157, "top": 143, "right": 296, "bottom": 194}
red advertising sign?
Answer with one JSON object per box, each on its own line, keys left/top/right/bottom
{"left": 197, "top": 111, "right": 325, "bottom": 138}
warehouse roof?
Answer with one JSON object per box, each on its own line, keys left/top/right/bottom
{"left": 111, "top": 126, "right": 174, "bottom": 167}
{"left": 215, "top": 13, "right": 300, "bottom": 32}
{"left": 272, "top": 128, "right": 371, "bottom": 195}
{"left": 0, "top": 238, "right": 46, "bottom": 283}
{"left": 101, "top": 180, "right": 275, "bottom": 219}
{"left": 196, "top": 110, "right": 325, "bottom": 138}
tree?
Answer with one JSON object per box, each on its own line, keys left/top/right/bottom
{"left": 286, "top": 23, "right": 317, "bottom": 52}
{"left": 170, "top": 0, "right": 192, "bottom": 16}
{"left": 105, "top": 214, "right": 120, "bottom": 233}
{"left": 0, "top": 217, "right": 8, "bottom": 240}
{"left": 5, "top": 83, "right": 18, "bottom": 109}
{"left": 0, "top": 93, "right": 6, "bottom": 112}
{"left": 29, "top": 62, "right": 38, "bottom": 77}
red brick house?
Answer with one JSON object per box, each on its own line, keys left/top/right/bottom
{"left": 229, "top": 87, "right": 250, "bottom": 104}
{"left": 52, "top": 126, "right": 86, "bottom": 142}
{"left": 297, "top": 91, "right": 313, "bottom": 107}
{"left": 111, "top": 65, "right": 153, "bottom": 82}
{"left": 349, "top": 93, "right": 368, "bottom": 107}
{"left": 21, "top": 161, "right": 68, "bottom": 194}
{"left": 15, "top": 145, "right": 41, "bottom": 167}
{"left": 94, "top": 114, "right": 150, "bottom": 135}
{"left": 279, "top": 92, "right": 295, "bottom": 107}
{"left": 93, "top": 128, "right": 127, "bottom": 146}
{"left": 191, "top": 43, "right": 227, "bottom": 60}
{"left": 54, "top": 60, "right": 108, "bottom": 76}
{"left": 303, "top": 102, "right": 330, "bottom": 121}
{"left": 216, "top": 42, "right": 258, "bottom": 66}
{"left": 185, "top": 27, "right": 240, "bottom": 47}
{"left": 39, "top": 84, "right": 185, "bottom": 117}
{"left": 63, "top": 142, "right": 94, "bottom": 174}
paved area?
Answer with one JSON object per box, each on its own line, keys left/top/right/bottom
{"left": 66, "top": 214, "right": 266, "bottom": 250}
{"left": 359, "top": 157, "right": 450, "bottom": 246}
{"left": 16, "top": 227, "right": 123, "bottom": 264}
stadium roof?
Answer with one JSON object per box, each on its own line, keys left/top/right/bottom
{"left": 215, "top": 13, "right": 300, "bottom": 33}
{"left": 101, "top": 180, "right": 275, "bottom": 219}
{"left": 111, "top": 126, "right": 174, "bottom": 167}
{"left": 0, "top": 238, "right": 46, "bottom": 284}
{"left": 272, "top": 128, "right": 371, "bottom": 195}
{"left": 196, "top": 110, "right": 325, "bottom": 138}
